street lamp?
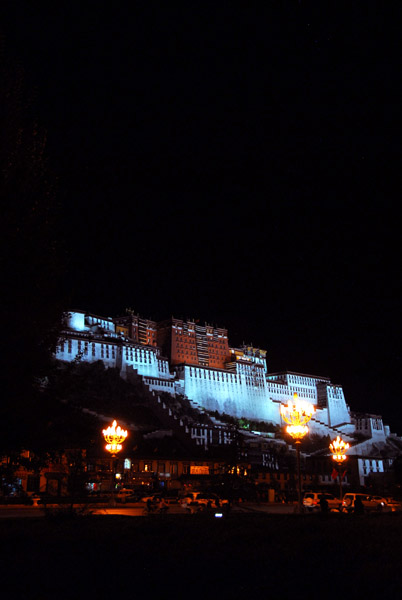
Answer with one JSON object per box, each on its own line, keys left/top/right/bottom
{"left": 281, "top": 393, "right": 315, "bottom": 513}
{"left": 329, "top": 435, "right": 349, "bottom": 501}
{"left": 102, "top": 420, "right": 128, "bottom": 506}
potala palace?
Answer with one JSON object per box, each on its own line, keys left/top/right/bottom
{"left": 56, "top": 310, "right": 401, "bottom": 473}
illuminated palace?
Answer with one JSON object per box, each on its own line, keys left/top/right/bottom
{"left": 56, "top": 310, "right": 397, "bottom": 455}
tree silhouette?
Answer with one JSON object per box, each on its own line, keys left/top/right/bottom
{"left": 0, "top": 48, "right": 68, "bottom": 452}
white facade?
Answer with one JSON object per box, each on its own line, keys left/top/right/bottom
{"left": 267, "top": 372, "right": 329, "bottom": 403}
{"left": 55, "top": 310, "right": 400, "bottom": 450}
{"left": 56, "top": 313, "right": 352, "bottom": 434}
{"left": 352, "top": 414, "right": 387, "bottom": 441}
{"left": 56, "top": 311, "right": 173, "bottom": 382}
{"left": 266, "top": 371, "right": 352, "bottom": 432}
{"left": 357, "top": 457, "right": 385, "bottom": 486}
{"left": 176, "top": 362, "right": 280, "bottom": 423}
{"left": 64, "top": 310, "right": 116, "bottom": 333}
{"left": 57, "top": 336, "right": 120, "bottom": 368}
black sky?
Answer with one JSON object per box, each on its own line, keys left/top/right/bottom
{"left": 2, "top": 2, "right": 402, "bottom": 432}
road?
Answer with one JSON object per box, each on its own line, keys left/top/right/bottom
{"left": 92, "top": 501, "right": 297, "bottom": 516}
{"left": 0, "top": 501, "right": 297, "bottom": 518}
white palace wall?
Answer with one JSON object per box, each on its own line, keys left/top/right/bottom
{"left": 267, "top": 372, "right": 352, "bottom": 429}
{"left": 56, "top": 311, "right": 355, "bottom": 434}
{"left": 177, "top": 364, "right": 281, "bottom": 424}
{"left": 56, "top": 312, "right": 171, "bottom": 382}
{"left": 56, "top": 336, "right": 172, "bottom": 381}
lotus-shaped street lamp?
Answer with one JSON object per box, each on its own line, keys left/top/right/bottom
{"left": 102, "top": 420, "right": 128, "bottom": 507}
{"left": 280, "top": 393, "right": 315, "bottom": 441}
{"left": 102, "top": 420, "right": 128, "bottom": 457}
{"left": 329, "top": 435, "right": 350, "bottom": 501}
{"left": 329, "top": 435, "right": 350, "bottom": 463}
{"left": 281, "top": 393, "right": 315, "bottom": 513}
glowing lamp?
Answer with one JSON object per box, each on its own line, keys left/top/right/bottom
{"left": 329, "top": 435, "right": 349, "bottom": 501}
{"left": 329, "top": 436, "right": 350, "bottom": 463}
{"left": 332, "top": 454, "right": 347, "bottom": 462}
{"left": 102, "top": 420, "right": 128, "bottom": 456}
{"left": 281, "top": 393, "right": 315, "bottom": 513}
{"left": 280, "top": 393, "right": 315, "bottom": 441}
{"left": 285, "top": 425, "right": 309, "bottom": 440}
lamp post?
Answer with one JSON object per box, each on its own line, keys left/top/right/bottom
{"left": 329, "top": 435, "right": 349, "bottom": 502}
{"left": 102, "top": 420, "right": 128, "bottom": 507}
{"left": 281, "top": 393, "right": 315, "bottom": 513}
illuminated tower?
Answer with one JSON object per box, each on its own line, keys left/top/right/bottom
{"left": 113, "top": 312, "right": 157, "bottom": 346}
{"left": 157, "top": 317, "right": 230, "bottom": 368}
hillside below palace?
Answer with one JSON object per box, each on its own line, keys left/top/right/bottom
{"left": 56, "top": 310, "right": 398, "bottom": 453}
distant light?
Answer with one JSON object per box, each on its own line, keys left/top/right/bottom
{"left": 214, "top": 512, "right": 223, "bottom": 518}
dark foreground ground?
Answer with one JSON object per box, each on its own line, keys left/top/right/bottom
{"left": 1, "top": 512, "right": 401, "bottom": 599}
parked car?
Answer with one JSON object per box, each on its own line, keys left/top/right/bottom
{"left": 302, "top": 492, "right": 341, "bottom": 512}
{"left": 179, "top": 491, "right": 228, "bottom": 508}
{"left": 115, "top": 488, "right": 139, "bottom": 502}
{"left": 371, "top": 496, "right": 401, "bottom": 512}
{"left": 386, "top": 497, "right": 402, "bottom": 509}
{"left": 341, "top": 493, "right": 380, "bottom": 513}
{"left": 141, "top": 493, "right": 164, "bottom": 504}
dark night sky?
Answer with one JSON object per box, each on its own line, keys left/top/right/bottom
{"left": 2, "top": 2, "right": 402, "bottom": 432}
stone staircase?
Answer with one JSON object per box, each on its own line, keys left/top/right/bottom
{"left": 139, "top": 377, "right": 357, "bottom": 454}
{"left": 309, "top": 415, "right": 355, "bottom": 442}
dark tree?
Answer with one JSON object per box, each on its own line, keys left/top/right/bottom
{"left": 0, "top": 47, "right": 68, "bottom": 451}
